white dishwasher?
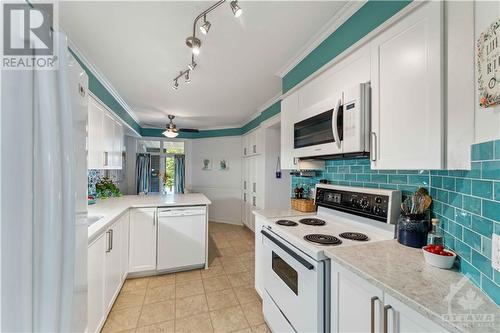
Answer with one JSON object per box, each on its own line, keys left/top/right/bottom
{"left": 157, "top": 206, "right": 207, "bottom": 272}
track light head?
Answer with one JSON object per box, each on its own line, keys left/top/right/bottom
{"left": 188, "top": 60, "right": 197, "bottom": 71}
{"left": 185, "top": 70, "right": 191, "bottom": 83}
{"left": 230, "top": 1, "right": 242, "bottom": 18}
{"left": 200, "top": 15, "right": 211, "bottom": 34}
{"left": 172, "top": 79, "right": 179, "bottom": 90}
{"left": 185, "top": 36, "right": 201, "bottom": 55}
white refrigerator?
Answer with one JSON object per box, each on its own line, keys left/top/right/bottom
{"left": 1, "top": 33, "right": 89, "bottom": 332}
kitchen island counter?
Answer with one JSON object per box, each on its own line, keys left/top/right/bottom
{"left": 325, "top": 240, "right": 500, "bottom": 333}
{"left": 88, "top": 193, "right": 211, "bottom": 244}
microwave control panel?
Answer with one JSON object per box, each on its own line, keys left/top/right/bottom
{"left": 316, "top": 188, "right": 389, "bottom": 222}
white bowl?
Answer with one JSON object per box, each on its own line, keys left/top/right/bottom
{"left": 422, "top": 247, "right": 456, "bottom": 269}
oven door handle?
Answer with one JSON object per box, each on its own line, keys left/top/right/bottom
{"left": 261, "top": 230, "right": 314, "bottom": 270}
{"left": 332, "top": 96, "right": 342, "bottom": 149}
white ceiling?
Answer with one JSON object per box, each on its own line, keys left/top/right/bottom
{"left": 60, "top": 1, "right": 347, "bottom": 130}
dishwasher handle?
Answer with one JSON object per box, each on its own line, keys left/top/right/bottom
{"left": 158, "top": 207, "right": 206, "bottom": 217}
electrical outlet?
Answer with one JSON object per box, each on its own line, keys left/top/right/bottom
{"left": 492, "top": 234, "right": 500, "bottom": 272}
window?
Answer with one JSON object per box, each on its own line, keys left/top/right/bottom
{"left": 137, "top": 140, "right": 185, "bottom": 193}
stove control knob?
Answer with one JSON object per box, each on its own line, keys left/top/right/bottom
{"left": 360, "top": 198, "right": 369, "bottom": 208}
{"left": 375, "top": 196, "right": 382, "bottom": 204}
{"left": 374, "top": 206, "right": 381, "bottom": 214}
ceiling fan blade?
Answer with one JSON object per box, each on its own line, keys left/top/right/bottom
{"left": 179, "top": 128, "right": 199, "bottom": 133}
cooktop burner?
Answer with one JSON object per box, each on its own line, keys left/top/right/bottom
{"left": 299, "top": 218, "right": 326, "bottom": 226}
{"left": 339, "top": 232, "right": 369, "bottom": 241}
{"left": 275, "top": 220, "right": 298, "bottom": 227}
{"left": 304, "top": 234, "right": 342, "bottom": 245}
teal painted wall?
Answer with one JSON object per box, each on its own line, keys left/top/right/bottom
{"left": 282, "top": 0, "right": 412, "bottom": 93}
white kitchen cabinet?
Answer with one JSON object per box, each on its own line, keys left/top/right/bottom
{"left": 280, "top": 91, "right": 298, "bottom": 170}
{"left": 88, "top": 234, "right": 106, "bottom": 333}
{"left": 331, "top": 265, "right": 448, "bottom": 333}
{"left": 331, "top": 264, "right": 384, "bottom": 333}
{"left": 129, "top": 208, "right": 157, "bottom": 272}
{"left": 370, "top": 1, "right": 444, "bottom": 170}
{"left": 254, "top": 215, "right": 265, "bottom": 298}
{"left": 103, "top": 218, "right": 123, "bottom": 311}
{"left": 88, "top": 97, "right": 104, "bottom": 169}
{"left": 120, "top": 212, "right": 130, "bottom": 280}
{"left": 87, "top": 95, "right": 123, "bottom": 170}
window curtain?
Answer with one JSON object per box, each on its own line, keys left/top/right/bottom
{"left": 136, "top": 153, "right": 151, "bottom": 194}
{"left": 174, "top": 154, "right": 185, "bottom": 194}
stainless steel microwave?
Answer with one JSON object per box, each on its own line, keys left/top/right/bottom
{"left": 293, "top": 82, "right": 370, "bottom": 159}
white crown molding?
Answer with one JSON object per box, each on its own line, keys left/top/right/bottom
{"left": 275, "top": 0, "right": 367, "bottom": 79}
{"left": 279, "top": 0, "right": 422, "bottom": 100}
{"left": 67, "top": 39, "right": 141, "bottom": 126}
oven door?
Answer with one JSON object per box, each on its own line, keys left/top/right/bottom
{"left": 293, "top": 96, "right": 343, "bottom": 158}
{"left": 261, "top": 229, "right": 324, "bottom": 333}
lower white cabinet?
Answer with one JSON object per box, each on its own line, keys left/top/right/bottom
{"left": 129, "top": 208, "right": 157, "bottom": 272}
{"left": 88, "top": 211, "right": 129, "bottom": 333}
{"left": 254, "top": 215, "right": 265, "bottom": 298}
{"left": 331, "top": 264, "right": 448, "bottom": 333}
{"left": 88, "top": 234, "right": 106, "bottom": 333}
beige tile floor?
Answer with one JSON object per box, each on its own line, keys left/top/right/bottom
{"left": 101, "top": 222, "right": 270, "bottom": 333}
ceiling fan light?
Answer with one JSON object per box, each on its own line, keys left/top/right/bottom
{"left": 172, "top": 80, "right": 179, "bottom": 90}
{"left": 230, "top": 1, "right": 242, "bottom": 18}
{"left": 163, "top": 130, "right": 179, "bottom": 138}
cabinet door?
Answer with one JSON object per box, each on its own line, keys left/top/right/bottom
{"left": 104, "top": 221, "right": 122, "bottom": 311}
{"left": 254, "top": 216, "right": 264, "bottom": 297}
{"left": 102, "top": 112, "right": 115, "bottom": 169}
{"left": 129, "top": 208, "right": 157, "bottom": 272}
{"left": 112, "top": 120, "right": 123, "bottom": 169}
{"left": 119, "top": 212, "right": 129, "bottom": 280}
{"left": 331, "top": 265, "right": 384, "bottom": 333}
{"left": 370, "top": 1, "right": 443, "bottom": 170}
{"left": 88, "top": 234, "right": 105, "bottom": 333}
{"left": 384, "top": 294, "right": 447, "bottom": 333}
{"left": 88, "top": 97, "right": 104, "bottom": 169}
{"left": 280, "top": 92, "right": 298, "bottom": 170}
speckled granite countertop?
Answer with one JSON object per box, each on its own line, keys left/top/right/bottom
{"left": 325, "top": 240, "right": 500, "bottom": 333}
{"left": 253, "top": 208, "right": 312, "bottom": 219}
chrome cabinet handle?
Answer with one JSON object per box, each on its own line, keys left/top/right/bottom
{"left": 252, "top": 196, "right": 256, "bottom": 207}
{"left": 243, "top": 193, "right": 247, "bottom": 202}
{"left": 243, "top": 181, "right": 246, "bottom": 190}
{"left": 332, "top": 96, "right": 342, "bottom": 149}
{"left": 253, "top": 182, "right": 256, "bottom": 192}
{"left": 371, "top": 296, "right": 379, "bottom": 333}
{"left": 370, "top": 132, "right": 377, "bottom": 161}
{"left": 243, "top": 148, "right": 247, "bottom": 156}
{"left": 110, "top": 229, "right": 114, "bottom": 251}
{"left": 153, "top": 210, "right": 156, "bottom": 226}
{"left": 383, "top": 305, "right": 392, "bottom": 333}
{"left": 293, "top": 157, "right": 298, "bottom": 165}
{"left": 253, "top": 144, "right": 256, "bottom": 153}
{"left": 106, "top": 230, "right": 112, "bottom": 253}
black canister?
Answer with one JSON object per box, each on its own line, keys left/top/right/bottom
{"left": 396, "top": 214, "right": 430, "bottom": 248}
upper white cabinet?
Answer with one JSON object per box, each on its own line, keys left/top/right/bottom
{"left": 280, "top": 92, "right": 298, "bottom": 170}
{"left": 242, "top": 127, "right": 262, "bottom": 157}
{"left": 129, "top": 208, "right": 157, "bottom": 272}
{"left": 88, "top": 95, "right": 123, "bottom": 170}
{"left": 370, "top": 1, "right": 443, "bottom": 170}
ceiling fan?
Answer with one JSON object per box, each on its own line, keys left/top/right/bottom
{"left": 161, "top": 115, "right": 199, "bottom": 138}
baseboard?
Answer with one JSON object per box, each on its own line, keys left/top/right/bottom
{"left": 209, "top": 218, "right": 243, "bottom": 226}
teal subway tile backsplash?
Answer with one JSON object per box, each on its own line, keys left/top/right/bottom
{"left": 291, "top": 139, "right": 500, "bottom": 305}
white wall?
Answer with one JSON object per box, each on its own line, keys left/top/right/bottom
{"left": 185, "top": 136, "right": 243, "bottom": 225}
{"left": 474, "top": 1, "right": 500, "bottom": 143}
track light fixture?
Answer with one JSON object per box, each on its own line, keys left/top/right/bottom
{"left": 230, "top": 1, "right": 242, "bottom": 18}
{"left": 200, "top": 15, "right": 211, "bottom": 34}
{"left": 172, "top": 0, "right": 243, "bottom": 90}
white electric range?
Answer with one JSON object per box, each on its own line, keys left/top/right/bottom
{"left": 260, "top": 184, "right": 401, "bottom": 333}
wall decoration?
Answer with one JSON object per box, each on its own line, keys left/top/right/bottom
{"left": 202, "top": 158, "right": 212, "bottom": 170}
{"left": 219, "top": 159, "right": 228, "bottom": 171}
{"left": 477, "top": 18, "right": 500, "bottom": 108}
